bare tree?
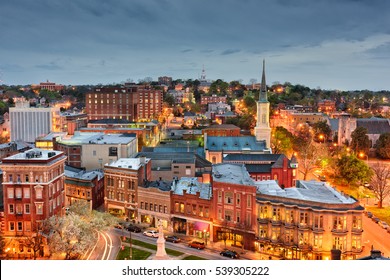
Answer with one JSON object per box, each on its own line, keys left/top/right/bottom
{"left": 24, "top": 233, "right": 45, "bottom": 260}
{"left": 370, "top": 162, "right": 390, "bottom": 208}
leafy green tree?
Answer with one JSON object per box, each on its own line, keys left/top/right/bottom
{"left": 271, "top": 126, "right": 294, "bottom": 155}
{"left": 163, "top": 93, "right": 175, "bottom": 107}
{"left": 238, "top": 114, "right": 256, "bottom": 130}
{"left": 350, "top": 127, "right": 370, "bottom": 155}
{"left": 375, "top": 133, "right": 390, "bottom": 159}
{"left": 209, "top": 79, "right": 229, "bottom": 95}
{"left": 243, "top": 95, "right": 256, "bottom": 115}
{"left": 336, "top": 154, "right": 372, "bottom": 185}
{"left": 312, "top": 121, "right": 332, "bottom": 142}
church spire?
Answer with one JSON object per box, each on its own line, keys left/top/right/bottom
{"left": 259, "top": 59, "right": 268, "bottom": 102}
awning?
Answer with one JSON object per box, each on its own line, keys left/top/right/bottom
{"left": 193, "top": 222, "right": 210, "bottom": 231}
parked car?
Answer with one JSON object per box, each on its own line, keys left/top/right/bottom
{"left": 319, "top": 175, "right": 326, "bottom": 182}
{"left": 114, "top": 224, "right": 124, "bottom": 230}
{"left": 366, "top": 211, "right": 373, "bottom": 218}
{"left": 126, "top": 224, "right": 141, "bottom": 233}
{"left": 371, "top": 216, "right": 380, "bottom": 223}
{"left": 220, "top": 249, "right": 239, "bottom": 259}
{"left": 143, "top": 230, "right": 159, "bottom": 238}
{"left": 165, "top": 236, "right": 181, "bottom": 243}
{"left": 188, "top": 241, "right": 205, "bottom": 250}
{"left": 379, "top": 221, "right": 389, "bottom": 229}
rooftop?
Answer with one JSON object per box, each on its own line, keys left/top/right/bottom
{"left": 172, "top": 177, "right": 212, "bottom": 200}
{"left": 4, "top": 148, "right": 63, "bottom": 161}
{"left": 105, "top": 157, "right": 150, "bottom": 170}
{"left": 255, "top": 180, "right": 358, "bottom": 205}
{"left": 212, "top": 163, "right": 255, "bottom": 186}
{"left": 58, "top": 132, "right": 136, "bottom": 145}
{"left": 205, "top": 136, "right": 267, "bottom": 152}
{"left": 65, "top": 166, "right": 104, "bottom": 181}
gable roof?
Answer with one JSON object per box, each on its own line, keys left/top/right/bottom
{"left": 357, "top": 118, "right": 390, "bottom": 135}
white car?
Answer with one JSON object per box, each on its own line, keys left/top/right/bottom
{"left": 143, "top": 230, "right": 159, "bottom": 238}
{"left": 379, "top": 221, "right": 389, "bottom": 229}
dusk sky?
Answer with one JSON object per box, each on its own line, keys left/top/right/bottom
{"left": 1, "top": 0, "right": 390, "bottom": 90}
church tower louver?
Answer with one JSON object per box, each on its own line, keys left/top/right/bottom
{"left": 254, "top": 59, "right": 271, "bottom": 148}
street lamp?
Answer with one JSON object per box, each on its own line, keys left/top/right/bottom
{"left": 203, "top": 229, "right": 208, "bottom": 246}
{"left": 318, "top": 134, "right": 324, "bottom": 143}
{"left": 359, "top": 152, "right": 369, "bottom": 164}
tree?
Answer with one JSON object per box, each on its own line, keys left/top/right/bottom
{"left": 209, "top": 79, "right": 229, "bottom": 95}
{"left": 271, "top": 126, "right": 294, "bottom": 155}
{"left": 350, "top": 127, "right": 370, "bottom": 155}
{"left": 0, "top": 235, "right": 6, "bottom": 259}
{"left": 24, "top": 233, "right": 45, "bottom": 260}
{"left": 295, "top": 140, "right": 320, "bottom": 180}
{"left": 293, "top": 126, "right": 323, "bottom": 180}
{"left": 312, "top": 121, "right": 332, "bottom": 142}
{"left": 375, "top": 133, "right": 390, "bottom": 159}
{"left": 163, "top": 93, "right": 175, "bottom": 107}
{"left": 336, "top": 154, "right": 372, "bottom": 185}
{"left": 369, "top": 162, "right": 390, "bottom": 208}
{"left": 44, "top": 200, "right": 117, "bottom": 259}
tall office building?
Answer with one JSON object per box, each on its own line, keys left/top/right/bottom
{"left": 85, "top": 87, "right": 139, "bottom": 121}
{"left": 9, "top": 101, "right": 62, "bottom": 143}
{"left": 85, "top": 85, "right": 163, "bottom": 122}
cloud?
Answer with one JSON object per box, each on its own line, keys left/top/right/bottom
{"left": 35, "top": 62, "right": 62, "bottom": 70}
{"left": 221, "top": 49, "right": 241, "bottom": 55}
{"left": 181, "top": 49, "right": 193, "bottom": 53}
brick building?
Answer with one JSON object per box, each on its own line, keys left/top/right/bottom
{"left": 202, "top": 124, "right": 241, "bottom": 137}
{"left": 0, "top": 149, "right": 66, "bottom": 258}
{"left": 85, "top": 87, "right": 139, "bottom": 121}
{"left": 171, "top": 177, "right": 213, "bottom": 241}
{"left": 137, "top": 180, "right": 172, "bottom": 229}
{"left": 222, "top": 153, "right": 298, "bottom": 188}
{"left": 201, "top": 94, "right": 227, "bottom": 105}
{"left": 64, "top": 166, "right": 104, "bottom": 210}
{"left": 103, "top": 157, "right": 151, "bottom": 221}
{"left": 211, "top": 163, "right": 258, "bottom": 250}
{"left": 317, "top": 99, "right": 336, "bottom": 114}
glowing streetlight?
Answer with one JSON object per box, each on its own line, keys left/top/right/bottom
{"left": 318, "top": 134, "right": 325, "bottom": 143}
{"left": 359, "top": 152, "right": 369, "bottom": 164}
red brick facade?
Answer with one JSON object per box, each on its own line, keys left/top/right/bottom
{"left": 1, "top": 150, "right": 66, "bottom": 238}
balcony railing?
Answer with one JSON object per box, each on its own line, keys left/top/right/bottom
{"left": 351, "top": 228, "right": 363, "bottom": 233}
{"left": 297, "top": 224, "right": 310, "bottom": 230}
{"left": 257, "top": 217, "right": 269, "bottom": 224}
{"left": 271, "top": 219, "right": 282, "bottom": 226}
{"left": 331, "top": 228, "right": 348, "bottom": 234}
{"left": 351, "top": 247, "right": 363, "bottom": 253}
{"left": 284, "top": 221, "right": 296, "bottom": 228}
{"left": 312, "top": 227, "right": 325, "bottom": 233}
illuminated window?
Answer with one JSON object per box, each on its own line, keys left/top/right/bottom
{"left": 9, "top": 204, "right": 14, "bottom": 214}
{"left": 259, "top": 205, "right": 268, "bottom": 219}
{"left": 225, "top": 192, "right": 233, "bottom": 204}
{"left": 36, "top": 203, "right": 43, "bottom": 215}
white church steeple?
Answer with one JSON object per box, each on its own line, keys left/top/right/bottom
{"left": 255, "top": 59, "right": 271, "bottom": 148}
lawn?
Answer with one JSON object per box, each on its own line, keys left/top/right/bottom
{"left": 181, "top": 255, "right": 207, "bottom": 260}
{"left": 123, "top": 238, "right": 184, "bottom": 256}
{"left": 366, "top": 206, "right": 390, "bottom": 224}
{"left": 116, "top": 247, "right": 151, "bottom": 260}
